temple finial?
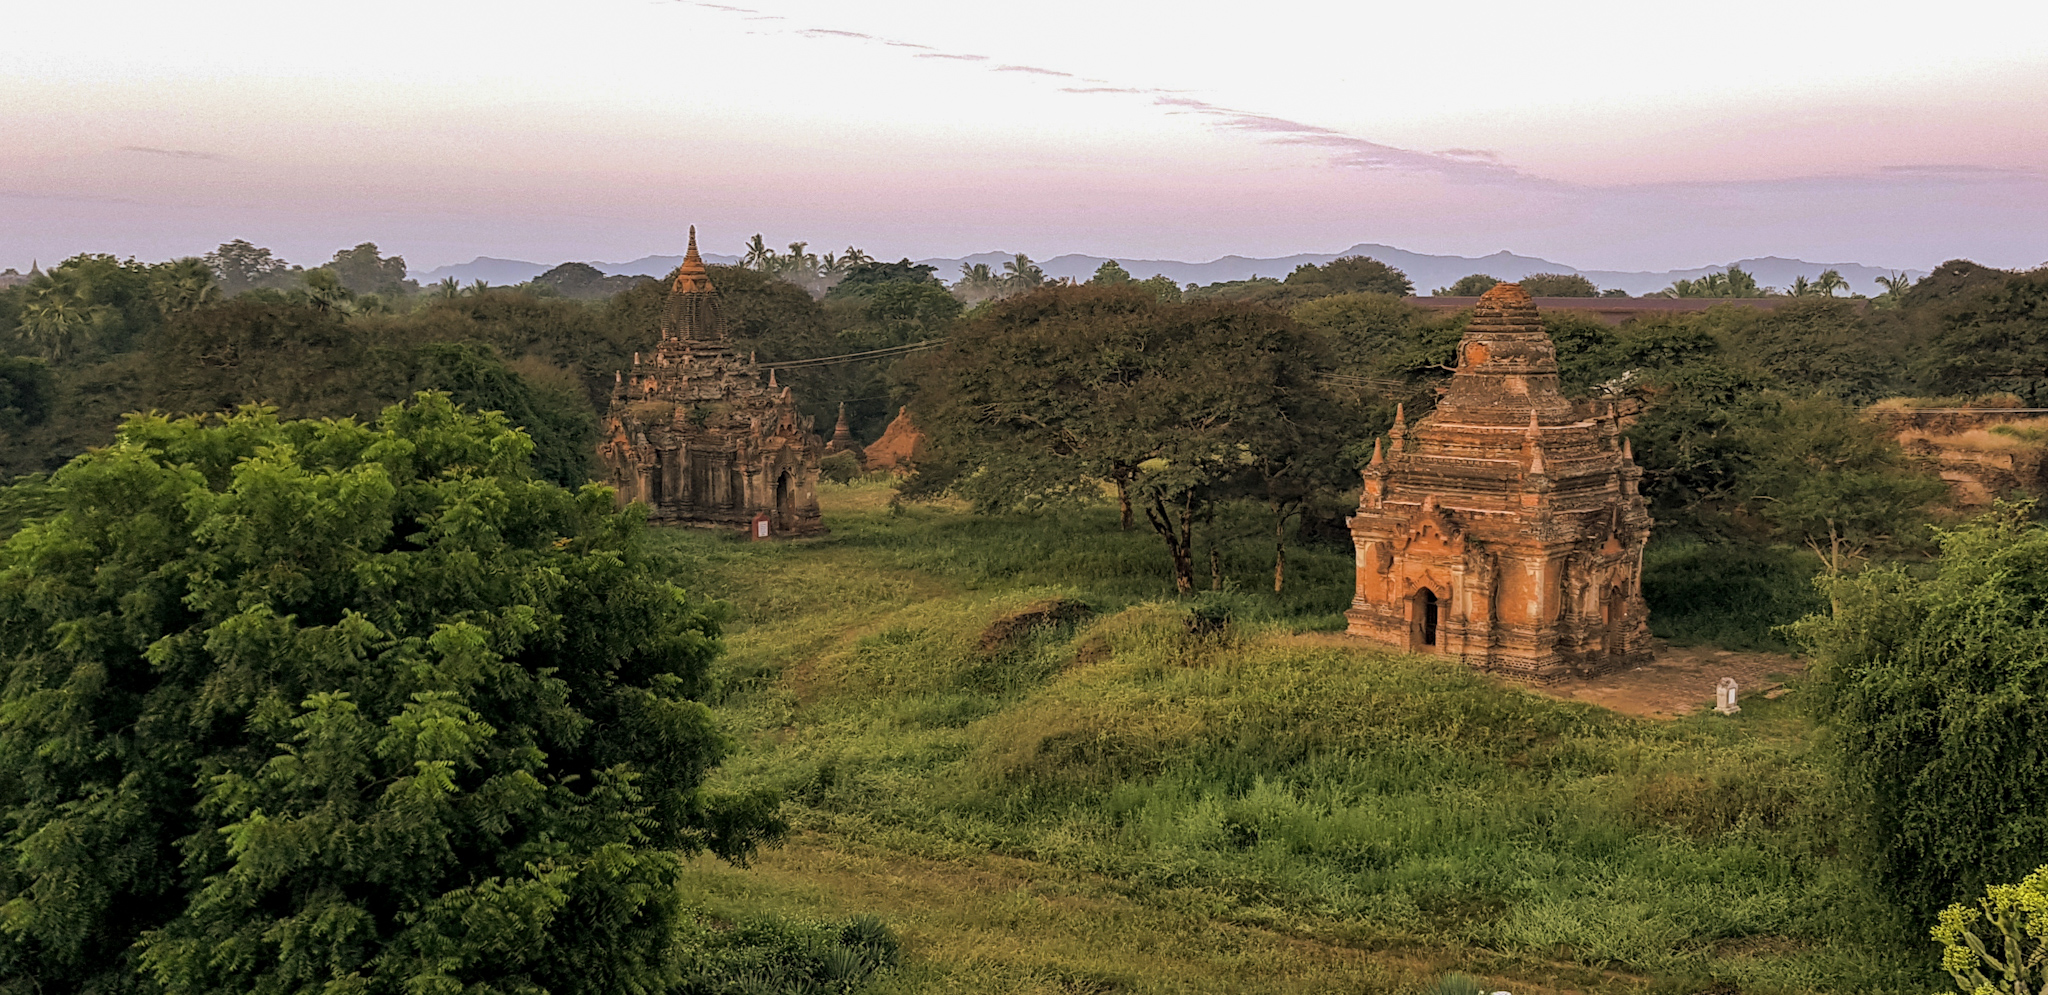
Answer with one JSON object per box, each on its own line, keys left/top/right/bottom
{"left": 1369, "top": 437, "right": 1384, "bottom": 467}
{"left": 1623, "top": 436, "right": 1634, "bottom": 460}
{"left": 768, "top": 368, "right": 778, "bottom": 388}
{"left": 1527, "top": 409, "right": 1541, "bottom": 438}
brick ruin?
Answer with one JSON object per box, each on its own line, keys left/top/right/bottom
{"left": 597, "top": 228, "right": 826, "bottom": 535}
{"left": 863, "top": 406, "right": 925, "bottom": 475}
{"left": 1347, "top": 283, "right": 1652, "bottom": 681}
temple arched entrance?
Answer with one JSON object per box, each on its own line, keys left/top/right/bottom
{"left": 1411, "top": 588, "right": 1441, "bottom": 652}
{"left": 774, "top": 470, "right": 792, "bottom": 527}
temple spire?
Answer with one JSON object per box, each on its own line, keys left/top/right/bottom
{"left": 670, "top": 225, "right": 713, "bottom": 294}
{"left": 1368, "top": 437, "right": 1384, "bottom": 468}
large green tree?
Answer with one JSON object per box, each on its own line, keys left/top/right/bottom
{"left": 911, "top": 286, "right": 1335, "bottom": 591}
{"left": 1792, "top": 504, "right": 2048, "bottom": 916}
{"left": 0, "top": 395, "right": 779, "bottom": 995}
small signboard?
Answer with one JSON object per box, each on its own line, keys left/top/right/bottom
{"left": 751, "top": 513, "right": 771, "bottom": 540}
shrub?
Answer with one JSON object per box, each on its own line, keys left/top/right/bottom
{"left": 0, "top": 394, "right": 781, "bottom": 995}
{"left": 1931, "top": 863, "right": 2048, "bottom": 995}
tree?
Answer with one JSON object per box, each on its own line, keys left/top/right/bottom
{"left": 1436, "top": 274, "right": 1499, "bottom": 297}
{"left": 1285, "top": 256, "right": 1413, "bottom": 296}
{"left": 327, "top": 242, "right": 417, "bottom": 297}
{"left": 911, "top": 286, "right": 1333, "bottom": 591}
{"left": 1137, "top": 275, "right": 1183, "bottom": 304}
{"left": 1090, "top": 260, "right": 1133, "bottom": 285}
{"left": 0, "top": 395, "right": 781, "bottom": 994}
{"left": 203, "top": 240, "right": 297, "bottom": 295}
{"left": 147, "top": 258, "right": 222, "bottom": 318}
{"left": 1001, "top": 254, "right": 1046, "bottom": 294}
{"left": 1813, "top": 268, "right": 1850, "bottom": 298}
{"left": 0, "top": 355, "right": 51, "bottom": 434}
{"left": 1664, "top": 265, "right": 1766, "bottom": 298}
{"left": 1518, "top": 273, "right": 1599, "bottom": 297}
{"left": 1874, "top": 271, "right": 1912, "bottom": 309}
{"left": 1738, "top": 393, "right": 1944, "bottom": 571}
{"left": 828, "top": 259, "right": 943, "bottom": 300}
{"left": 742, "top": 234, "right": 776, "bottom": 272}
{"left": 15, "top": 270, "right": 111, "bottom": 361}
{"left": 953, "top": 262, "right": 1005, "bottom": 305}
{"left": 1791, "top": 503, "right": 2048, "bottom": 916}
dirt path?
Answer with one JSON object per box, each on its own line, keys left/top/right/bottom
{"left": 1536, "top": 643, "right": 1804, "bottom": 719}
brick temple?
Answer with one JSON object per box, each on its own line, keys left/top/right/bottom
{"left": 597, "top": 228, "right": 826, "bottom": 535}
{"left": 1346, "top": 282, "right": 1651, "bottom": 681}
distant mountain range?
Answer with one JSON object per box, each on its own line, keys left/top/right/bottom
{"left": 413, "top": 253, "right": 741, "bottom": 285}
{"left": 916, "top": 246, "right": 1923, "bottom": 297}
{"left": 414, "top": 245, "right": 1922, "bottom": 297}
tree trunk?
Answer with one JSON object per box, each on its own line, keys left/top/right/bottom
{"left": 1114, "top": 473, "right": 1133, "bottom": 532}
{"left": 1211, "top": 547, "right": 1222, "bottom": 591}
{"left": 1273, "top": 514, "right": 1287, "bottom": 593}
{"left": 1146, "top": 491, "right": 1197, "bottom": 593}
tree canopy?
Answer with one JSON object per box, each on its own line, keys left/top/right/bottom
{"left": 1793, "top": 504, "right": 2048, "bottom": 916}
{"left": 0, "top": 395, "right": 780, "bottom": 995}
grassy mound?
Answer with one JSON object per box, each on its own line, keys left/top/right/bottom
{"left": 662, "top": 482, "right": 1928, "bottom": 995}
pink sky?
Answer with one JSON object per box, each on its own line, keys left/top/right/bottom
{"left": 4, "top": 0, "right": 2044, "bottom": 274}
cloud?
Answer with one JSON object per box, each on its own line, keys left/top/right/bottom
{"left": 123, "top": 146, "right": 224, "bottom": 161}
{"left": 677, "top": 1, "right": 1541, "bottom": 185}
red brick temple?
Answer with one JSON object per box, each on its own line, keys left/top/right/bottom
{"left": 598, "top": 228, "right": 826, "bottom": 536}
{"left": 1346, "top": 282, "right": 1651, "bottom": 680}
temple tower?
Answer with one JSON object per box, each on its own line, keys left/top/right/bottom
{"left": 597, "top": 227, "right": 827, "bottom": 535}
{"left": 1346, "top": 282, "right": 1651, "bottom": 680}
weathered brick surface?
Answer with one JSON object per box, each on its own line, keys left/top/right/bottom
{"left": 597, "top": 227, "right": 827, "bottom": 536}
{"left": 1347, "top": 283, "right": 1653, "bottom": 681}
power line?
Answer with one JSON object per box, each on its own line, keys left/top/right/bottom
{"left": 765, "top": 339, "right": 947, "bottom": 371}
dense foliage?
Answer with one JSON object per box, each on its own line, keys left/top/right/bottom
{"left": 0, "top": 396, "right": 782, "bottom": 995}
{"left": 909, "top": 285, "right": 1349, "bottom": 590}
{"left": 1793, "top": 504, "right": 2048, "bottom": 916}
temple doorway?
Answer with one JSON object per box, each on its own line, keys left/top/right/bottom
{"left": 1413, "top": 588, "right": 1440, "bottom": 651}
{"left": 1604, "top": 586, "right": 1625, "bottom": 657}
{"left": 775, "top": 470, "right": 792, "bottom": 526}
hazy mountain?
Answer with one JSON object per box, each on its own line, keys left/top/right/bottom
{"left": 415, "top": 253, "right": 740, "bottom": 284}
{"left": 416, "top": 245, "right": 1921, "bottom": 297}
{"left": 918, "top": 245, "right": 1922, "bottom": 297}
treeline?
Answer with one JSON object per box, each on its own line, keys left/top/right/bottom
{"left": 0, "top": 242, "right": 972, "bottom": 481}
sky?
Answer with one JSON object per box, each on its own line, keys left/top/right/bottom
{"left": 4, "top": 0, "right": 2045, "bottom": 275}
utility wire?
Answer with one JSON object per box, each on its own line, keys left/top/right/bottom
{"left": 765, "top": 339, "right": 947, "bottom": 371}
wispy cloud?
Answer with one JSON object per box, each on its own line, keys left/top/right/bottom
{"left": 994, "top": 65, "right": 1073, "bottom": 77}
{"left": 677, "top": 1, "right": 1537, "bottom": 185}
{"left": 123, "top": 146, "right": 224, "bottom": 161}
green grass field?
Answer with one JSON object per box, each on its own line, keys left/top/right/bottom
{"left": 660, "top": 481, "right": 1929, "bottom": 995}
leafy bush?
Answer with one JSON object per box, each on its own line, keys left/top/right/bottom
{"left": 0, "top": 394, "right": 782, "bottom": 995}
{"left": 820, "top": 450, "right": 863, "bottom": 484}
{"left": 1795, "top": 503, "right": 2048, "bottom": 916}
{"left": 676, "top": 913, "right": 900, "bottom": 995}
{"left": 1931, "top": 863, "right": 2048, "bottom": 995}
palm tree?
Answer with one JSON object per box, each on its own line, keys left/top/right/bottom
{"left": 435, "top": 277, "right": 461, "bottom": 300}
{"left": 780, "top": 241, "right": 820, "bottom": 289}
{"left": 1813, "top": 269, "right": 1849, "bottom": 298}
{"left": 1002, "top": 253, "right": 1045, "bottom": 293}
{"left": 1788, "top": 275, "right": 1813, "bottom": 297}
{"left": 463, "top": 279, "right": 491, "bottom": 298}
{"left": 1874, "top": 271, "right": 1912, "bottom": 308}
{"left": 840, "top": 246, "right": 873, "bottom": 267}
{"left": 954, "top": 262, "right": 1004, "bottom": 304}
{"left": 149, "top": 257, "right": 221, "bottom": 317}
{"left": 743, "top": 234, "right": 775, "bottom": 272}
{"left": 17, "top": 273, "right": 109, "bottom": 361}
